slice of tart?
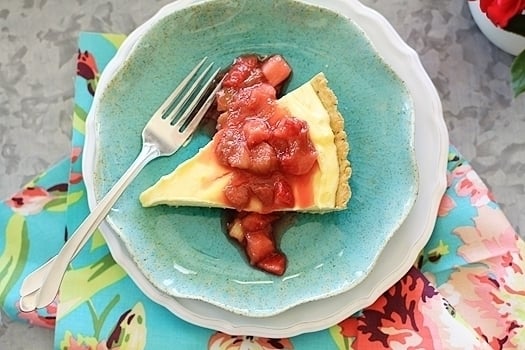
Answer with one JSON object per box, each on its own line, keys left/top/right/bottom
{"left": 139, "top": 71, "right": 351, "bottom": 213}
{"left": 140, "top": 54, "right": 351, "bottom": 275}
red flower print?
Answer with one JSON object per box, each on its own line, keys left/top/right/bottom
{"left": 6, "top": 186, "right": 53, "bottom": 215}
{"left": 6, "top": 183, "right": 69, "bottom": 215}
{"left": 71, "top": 147, "right": 82, "bottom": 163}
{"left": 208, "top": 332, "right": 293, "bottom": 350}
{"left": 338, "top": 268, "right": 438, "bottom": 349}
{"left": 454, "top": 170, "right": 495, "bottom": 207}
{"left": 69, "top": 172, "right": 83, "bottom": 184}
{"left": 77, "top": 50, "right": 98, "bottom": 80}
{"left": 478, "top": 0, "right": 525, "bottom": 27}
{"left": 17, "top": 299, "right": 57, "bottom": 329}
{"left": 77, "top": 50, "right": 99, "bottom": 96}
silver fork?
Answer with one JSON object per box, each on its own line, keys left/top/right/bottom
{"left": 19, "top": 57, "right": 222, "bottom": 312}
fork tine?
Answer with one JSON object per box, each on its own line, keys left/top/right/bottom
{"left": 154, "top": 57, "right": 208, "bottom": 118}
{"left": 166, "top": 62, "right": 215, "bottom": 124}
{"left": 172, "top": 68, "right": 222, "bottom": 131}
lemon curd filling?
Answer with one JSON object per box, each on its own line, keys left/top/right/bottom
{"left": 139, "top": 73, "right": 350, "bottom": 212}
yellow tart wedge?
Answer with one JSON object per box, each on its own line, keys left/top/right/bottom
{"left": 139, "top": 72, "right": 351, "bottom": 213}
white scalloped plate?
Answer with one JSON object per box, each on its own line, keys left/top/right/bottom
{"left": 84, "top": 0, "right": 447, "bottom": 336}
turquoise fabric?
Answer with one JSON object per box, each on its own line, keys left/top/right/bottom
{"left": 3, "top": 32, "right": 524, "bottom": 349}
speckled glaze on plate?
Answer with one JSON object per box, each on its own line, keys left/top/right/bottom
{"left": 84, "top": 0, "right": 418, "bottom": 317}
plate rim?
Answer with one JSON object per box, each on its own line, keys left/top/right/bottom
{"left": 83, "top": 0, "right": 448, "bottom": 336}
{"left": 87, "top": 0, "right": 419, "bottom": 315}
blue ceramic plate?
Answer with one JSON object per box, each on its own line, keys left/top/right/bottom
{"left": 85, "top": 0, "right": 418, "bottom": 317}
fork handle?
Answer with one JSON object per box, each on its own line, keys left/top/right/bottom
{"left": 26, "top": 143, "right": 160, "bottom": 310}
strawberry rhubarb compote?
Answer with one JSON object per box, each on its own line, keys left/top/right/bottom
{"left": 213, "top": 54, "right": 318, "bottom": 275}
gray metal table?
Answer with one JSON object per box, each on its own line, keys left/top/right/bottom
{"left": 1, "top": 1, "right": 523, "bottom": 348}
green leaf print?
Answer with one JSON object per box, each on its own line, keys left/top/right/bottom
{"left": 59, "top": 331, "right": 100, "bottom": 350}
{"left": 73, "top": 104, "right": 88, "bottom": 134}
{"left": 66, "top": 190, "right": 84, "bottom": 206}
{"left": 43, "top": 197, "right": 68, "bottom": 212}
{"left": 44, "top": 190, "right": 84, "bottom": 212}
{"left": 106, "top": 302, "right": 147, "bottom": 350}
{"left": 59, "top": 302, "right": 147, "bottom": 350}
{"left": 67, "top": 191, "right": 84, "bottom": 206}
{"left": 91, "top": 229, "right": 108, "bottom": 251}
{"left": 101, "top": 33, "right": 127, "bottom": 49}
{"left": 0, "top": 214, "right": 29, "bottom": 306}
{"left": 58, "top": 253, "right": 127, "bottom": 318}
{"left": 329, "top": 324, "right": 352, "bottom": 350}
{"left": 89, "top": 294, "right": 121, "bottom": 339}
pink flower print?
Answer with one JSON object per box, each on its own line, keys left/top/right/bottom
{"left": 454, "top": 171, "right": 493, "bottom": 207}
{"left": 71, "top": 147, "right": 82, "bottom": 163}
{"left": 455, "top": 206, "right": 517, "bottom": 265}
{"left": 454, "top": 206, "right": 519, "bottom": 266}
{"left": 70, "top": 172, "right": 83, "bottom": 184}
{"left": 60, "top": 332, "right": 107, "bottom": 350}
{"left": 437, "top": 267, "right": 513, "bottom": 348}
{"left": 6, "top": 186, "right": 53, "bottom": 215}
{"left": 438, "top": 194, "right": 456, "bottom": 217}
{"left": 450, "top": 162, "right": 473, "bottom": 180}
{"left": 16, "top": 299, "right": 57, "bottom": 329}
{"left": 445, "top": 205, "right": 525, "bottom": 347}
{"left": 501, "top": 250, "right": 524, "bottom": 275}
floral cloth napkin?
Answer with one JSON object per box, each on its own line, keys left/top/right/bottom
{"left": 1, "top": 32, "right": 525, "bottom": 349}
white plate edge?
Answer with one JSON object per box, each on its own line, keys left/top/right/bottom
{"left": 82, "top": 0, "right": 449, "bottom": 337}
